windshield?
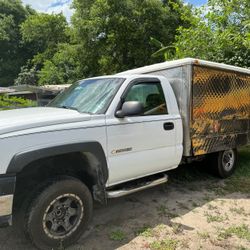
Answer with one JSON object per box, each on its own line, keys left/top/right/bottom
{"left": 49, "top": 78, "right": 124, "bottom": 114}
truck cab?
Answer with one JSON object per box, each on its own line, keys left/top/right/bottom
{"left": 103, "top": 75, "right": 183, "bottom": 186}
{"left": 0, "top": 74, "right": 183, "bottom": 249}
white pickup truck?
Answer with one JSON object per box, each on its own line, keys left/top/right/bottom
{"left": 0, "top": 58, "right": 249, "bottom": 249}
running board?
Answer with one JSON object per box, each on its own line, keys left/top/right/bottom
{"left": 106, "top": 174, "right": 168, "bottom": 198}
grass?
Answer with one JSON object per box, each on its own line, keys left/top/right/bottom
{"left": 157, "top": 204, "right": 167, "bottom": 216}
{"left": 150, "top": 238, "right": 178, "bottom": 250}
{"left": 168, "top": 146, "right": 250, "bottom": 194}
{"left": 207, "top": 203, "right": 217, "bottom": 210}
{"left": 197, "top": 231, "right": 210, "bottom": 240}
{"left": 229, "top": 207, "right": 246, "bottom": 216}
{"left": 156, "top": 205, "right": 178, "bottom": 218}
{"left": 136, "top": 225, "right": 154, "bottom": 237}
{"left": 236, "top": 246, "right": 250, "bottom": 250}
{"left": 224, "top": 146, "right": 250, "bottom": 193}
{"left": 109, "top": 229, "right": 126, "bottom": 241}
{"left": 171, "top": 223, "right": 183, "bottom": 234}
{"left": 218, "top": 224, "right": 250, "bottom": 241}
{"left": 204, "top": 212, "right": 225, "bottom": 223}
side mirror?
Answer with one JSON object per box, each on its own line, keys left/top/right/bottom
{"left": 116, "top": 101, "right": 144, "bottom": 118}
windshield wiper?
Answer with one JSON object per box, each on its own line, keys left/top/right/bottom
{"left": 59, "top": 105, "right": 94, "bottom": 115}
{"left": 59, "top": 105, "right": 79, "bottom": 112}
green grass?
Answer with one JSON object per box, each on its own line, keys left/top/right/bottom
{"left": 197, "top": 231, "right": 210, "bottom": 239}
{"left": 136, "top": 225, "right": 154, "bottom": 237}
{"left": 224, "top": 146, "right": 250, "bottom": 193}
{"left": 150, "top": 238, "right": 178, "bottom": 250}
{"left": 168, "top": 146, "right": 250, "bottom": 194}
{"left": 171, "top": 222, "right": 183, "bottom": 234}
{"left": 229, "top": 207, "right": 246, "bottom": 216}
{"left": 218, "top": 224, "right": 250, "bottom": 241}
{"left": 109, "top": 230, "right": 126, "bottom": 241}
{"left": 204, "top": 212, "right": 225, "bottom": 223}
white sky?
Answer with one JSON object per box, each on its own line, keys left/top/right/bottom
{"left": 22, "top": 0, "right": 74, "bottom": 22}
{"left": 22, "top": 0, "right": 206, "bottom": 23}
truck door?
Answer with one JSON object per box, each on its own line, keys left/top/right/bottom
{"left": 106, "top": 77, "right": 181, "bottom": 186}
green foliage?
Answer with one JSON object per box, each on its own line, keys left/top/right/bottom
{"left": 14, "top": 65, "right": 38, "bottom": 85}
{"left": 218, "top": 224, "right": 250, "bottom": 241}
{"left": 136, "top": 225, "right": 154, "bottom": 237}
{"left": 150, "top": 37, "right": 176, "bottom": 60}
{"left": 38, "top": 44, "right": 81, "bottom": 85}
{"left": 2, "top": 0, "right": 249, "bottom": 86}
{"left": 71, "top": 0, "right": 187, "bottom": 77}
{"left": 224, "top": 146, "right": 250, "bottom": 193}
{"left": 172, "top": 0, "right": 250, "bottom": 67}
{"left": 0, "top": 95, "right": 36, "bottom": 110}
{"left": 150, "top": 238, "right": 178, "bottom": 250}
{"left": 20, "top": 12, "right": 69, "bottom": 66}
{"left": 0, "top": 0, "right": 36, "bottom": 86}
{"left": 109, "top": 230, "right": 126, "bottom": 241}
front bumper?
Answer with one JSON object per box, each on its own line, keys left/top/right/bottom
{"left": 0, "top": 175, "right": 16, "bottom": 227}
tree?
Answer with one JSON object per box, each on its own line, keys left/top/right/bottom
{"left": 0, "top": 0, "right": 35, "bottom": 86}
{"left": 16, "top": 12, "right": 70, "bottom": 85}
{"left": 14, "top": 65, "right": 38, "bottom": 85}
{"left": 38, "top": 44, "right": 81, "bottom": 85}
{"left": 71, "top": 0, "right": 188, "bottom": 77}
{"left": 20, "top": 12, "right": 69, "bottom": 66}
{"left": 172, "top": 0, "right": 250, "bottom": 68}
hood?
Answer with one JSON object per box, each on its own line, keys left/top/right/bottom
{"left": 0, "top": 107, "right": 91, "bottom": 135}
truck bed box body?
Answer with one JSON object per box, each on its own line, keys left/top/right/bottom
{"left": 118, "top": 58, "right": 250, "bottom": 156}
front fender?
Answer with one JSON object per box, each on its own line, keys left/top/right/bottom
{"left": 7, "top": 141, "right": 108, "bottom": 179}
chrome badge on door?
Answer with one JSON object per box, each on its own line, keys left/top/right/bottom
{"left": 111, "top": 147, "right": 132, "bottom": 155}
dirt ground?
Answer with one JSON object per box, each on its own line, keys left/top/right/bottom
{"left": 1, "top": 149, "right": 250, "bottom": 250}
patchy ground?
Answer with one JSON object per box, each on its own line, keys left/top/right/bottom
{"left": 1, "top": 146, "right": 250, "bottom": 250}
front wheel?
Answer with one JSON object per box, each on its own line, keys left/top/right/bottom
{"left": 25, "top": 177, "right": 93, "bottom": 250}
{"left": 211, "top": 149, "right": 238, "bottom": 178}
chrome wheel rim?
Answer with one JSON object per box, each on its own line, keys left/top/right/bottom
{"left": 42, "top": 193, "right": 84, "bottom": 239}
{"left": 222, "top": 150, "right": 235, "bottom": 172}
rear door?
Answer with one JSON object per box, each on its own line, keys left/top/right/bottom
{"left": 106, "top": 77, "right": 179, "bottom": 186}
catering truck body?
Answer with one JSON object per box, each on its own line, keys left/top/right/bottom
{"left": 0, "top": 58, "right": 249, "bottom": 249}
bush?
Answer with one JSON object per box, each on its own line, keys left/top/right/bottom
{"left": 0, "top": 95, "right": 36, "bottom": 110}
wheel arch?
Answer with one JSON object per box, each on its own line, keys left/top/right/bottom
{"left": 7, "top": 141, "right": 108, "bottom": 204}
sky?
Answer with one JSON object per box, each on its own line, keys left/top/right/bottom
{"left": 22, "top": 0, "right": 208, "bottom": 22}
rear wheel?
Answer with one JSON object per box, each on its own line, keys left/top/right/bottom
{"left": 211, "top": 149, "right": 238, "bottom": 178}
{"left": 25, "top": 177, "right": 93, "bottom": 250}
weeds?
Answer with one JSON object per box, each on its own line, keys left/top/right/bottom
{"left": 218, "top": 224, "right": 250, "bottom": 241}
{"left": 204, "top": 212, "right": 225, "bottom": 223}
{"left": 229, "top": 207, "right": 246, "bottom": 216}
{"left": 109, "top": 230, "right": 126, "bottom": 241}
{"left": 150, "top": 238, "right": 178, "bottom": 250}
{"left": 197, "top": 231, "right": 210, "bottom": 240}
{"left": 136, "top": 225, "right": 154, "bottom": 237}
{"left": 224, "top": 147, "right": 250, "bottom": 193}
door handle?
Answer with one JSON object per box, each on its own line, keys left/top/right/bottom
{"left": 163, "top": 122, "right": 174, "bottom": 130}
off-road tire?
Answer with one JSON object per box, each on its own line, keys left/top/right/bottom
{"left": 24, "top": 176, "right": 93, "bottom": 250}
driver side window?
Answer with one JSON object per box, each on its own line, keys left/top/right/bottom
{"left": 125, "top": 82, "right": 168, "bottom": 115}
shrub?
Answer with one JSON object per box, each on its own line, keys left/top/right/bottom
{"left": 0, "top": 95, "right": 36, "bottom": 110}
